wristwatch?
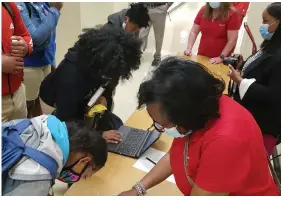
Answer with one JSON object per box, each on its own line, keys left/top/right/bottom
{"left": 220, "top": 54, "right": 225, "bottom": 60}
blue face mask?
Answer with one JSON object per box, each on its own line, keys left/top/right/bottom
{"left": 259, "top": 21, "right": 278, "bottom": 40}
{"left": 209, "top": 2, "right": 221, "bottom": 9}
{"left": 164, "top": 126, "right": 192, "bottom": 138}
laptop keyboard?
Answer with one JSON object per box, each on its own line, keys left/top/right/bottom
{"left": 116, "top": 128, "right": 150, "bottom": 157}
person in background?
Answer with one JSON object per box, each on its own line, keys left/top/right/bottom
{"left": 229, "top": 2, "right": 281, "bottom": 156}
{"left": 2, "top": 2, "right": 33, "bottom": 122}
{"left": 232, "top": 2, "right": 250, "bottom": 26}
{"left": 39, "top": 25, "right": 142, "bottom": 144}
{"left": 184, "top": 2, "right": 240, "bottom": 64}
{"left": 16, "top": 2, "right": 63, "bottom": 118}
{"left": 46, "top": 25, "right": 57, "bottom": 72}
{"left": 102, "top": 3, "right": 149, "bottom": 110}
{"left": 2, "top": 116, "right": 107, "bottom": 196}
{"left": 105, "top": 3, "right": 150, "bottom": 33}
{"left": 119, "top": 57, "right": 278, "bottom": 196}
{"left": 139, "top": 2, "right": 173, "bottom": 66}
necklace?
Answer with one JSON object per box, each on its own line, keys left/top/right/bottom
{"left": 183, "top": 135, "right": 195, "bottom": 186}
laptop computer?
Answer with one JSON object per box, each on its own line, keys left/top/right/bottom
{"left": 107, "top": 125, "right": 161, "bottom": 158}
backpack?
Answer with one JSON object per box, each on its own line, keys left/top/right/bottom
{"left": 2, "top": 119, "right": 58, "bottom": 187}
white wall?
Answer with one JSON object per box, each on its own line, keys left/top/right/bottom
{"left": 238, "top": 2, "right": 270, "bottom": 58}
{"left": 55, "top": 2, "right": 81, "bottom": 65}
{"left": 80, "top": 2, "right": 113, "bottom": 29}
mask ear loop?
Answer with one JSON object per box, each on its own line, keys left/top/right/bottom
{"left": 269, "top": 20, "right": 280, "bottom": 27}
{"left": 69, "top": 161, "right": 91, "bottom": 182}
{"left": 62, "top": 159, "right": 82, "bottom": 170}
{"left": 78, "top": 161, "right": 90, "bottom": 178}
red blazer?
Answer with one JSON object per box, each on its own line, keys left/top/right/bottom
{"left": 2, "top": 2, "right": 33, "bottom": 96}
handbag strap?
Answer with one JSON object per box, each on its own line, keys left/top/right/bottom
{"left": 266, "top": 150, "right": 281, "bottom": 195}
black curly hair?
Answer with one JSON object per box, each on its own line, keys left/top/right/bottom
{"left": 126, "top": 3, "right": 150, "bottom": 28}
{"left": 73, "top": 25, "right": 142, "bottom": 84}
{"left": 66, "top": 120, "right": 107, "bottom": 168}
{"left": 138, "top": 56, "right": 225, "bottom": 132}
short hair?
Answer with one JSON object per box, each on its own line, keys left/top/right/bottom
{"left": 66, "top": 121, "right": 107, "bottom": 168}
{"left": 125, "top": 3, "right": 150, "bottom": 28}
{"left": 261, "top": 2, "right": 281, "bottom": 53}
{"left": 73, "top": 25, "right": 142, "bottom": 85}
{"left": 138, "top": 56, "right": 225, "bottom": 132}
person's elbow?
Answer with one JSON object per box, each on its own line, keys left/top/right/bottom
{"left": 30, "top": 32, "right": 48, "bottom": 47}
{"left": 189, "top": 24, "right": 200, "bottom": 38}
{"left": 190, "top": 30, "right": 199, "bottom": 38}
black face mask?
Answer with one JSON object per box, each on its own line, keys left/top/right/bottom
{"left": 57, "top": 159, "right": 89, "bottom": 183}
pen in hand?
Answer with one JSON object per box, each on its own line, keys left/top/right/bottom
{"left": 146, "top": 157, "right": 156, "bottom": 165}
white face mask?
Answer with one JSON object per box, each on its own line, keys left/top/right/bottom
{"left": 164, "top": 126, "right": 192, "bottom": 138}
{"left": 209, "top": 2, "right": 221, "bottom": 9}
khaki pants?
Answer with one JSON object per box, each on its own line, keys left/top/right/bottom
{"left": 139, "top": 5, "right": 168, "bottom": 60}
{"left": 2, "top": 83, "right": 27, "bottom": 122}
{"left": 23, "top": 65, "right": 51, "bottom": 101}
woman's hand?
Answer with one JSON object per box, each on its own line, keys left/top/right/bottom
{"left": 103, "top": 130, "right": 121, "bottom": 144}
{"left": 209, "top": 57, "right": 223, "bottom": 64}
{"left": 118, "top": 188, "right": 138, "bottom": 196}
{"left": 184, "top": 49, "right": 192, "bottom": 56}
{"left": 228, "top": 65, "right": 243, "bottom": 84}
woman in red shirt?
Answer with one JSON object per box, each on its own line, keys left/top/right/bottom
{"left": 119, "top": 57, "right": 278, "bottom": 196}
{"left": 184, "top": 2, "right": 240, "bottom": 64}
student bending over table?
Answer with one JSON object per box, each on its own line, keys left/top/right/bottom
{"left": 39, "top": 25, "right": 142, "bottom": 143}
{"left": 119, "top": 57, "right": 278, "bottom": 196}
{"left": 2, "top": 115, "right": 107, "bottom": 196}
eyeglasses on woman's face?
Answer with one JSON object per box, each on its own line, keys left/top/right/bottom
{"left": 147, "top": 120, "right": 165, "bottom": 133}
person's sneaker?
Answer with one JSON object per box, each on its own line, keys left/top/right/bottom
{"left": 151, "top": 59, "right": 161, "bottom": 66}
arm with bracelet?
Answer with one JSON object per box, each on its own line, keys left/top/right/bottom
{"left": 119, "top": 153, "right": 172, "bottom": 196}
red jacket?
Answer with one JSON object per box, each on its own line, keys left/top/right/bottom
{"left": 2, "top": 2, "right": 33, "bottom": 96}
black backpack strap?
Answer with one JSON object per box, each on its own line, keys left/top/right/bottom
{"left": 2, "top": 2, "right": 14, "bottom": 19}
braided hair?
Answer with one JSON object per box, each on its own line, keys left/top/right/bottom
{"left": 73, "top": 25, "right": 142, "bottom": 84}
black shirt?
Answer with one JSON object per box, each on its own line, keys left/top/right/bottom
{"left": 40, "top": 48, "right": 114, "bottom": 121}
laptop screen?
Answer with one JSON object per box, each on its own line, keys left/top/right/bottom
{"left": 141, "top": 130, "right": 161, "bottom": 153}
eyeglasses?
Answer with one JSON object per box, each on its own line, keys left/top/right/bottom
{"left": 147, "top": 120, "right": 165, "bottom": 133}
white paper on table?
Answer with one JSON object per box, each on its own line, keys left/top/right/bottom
{"left": 133, "top": 147, "right": 176, "bottom": 184}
